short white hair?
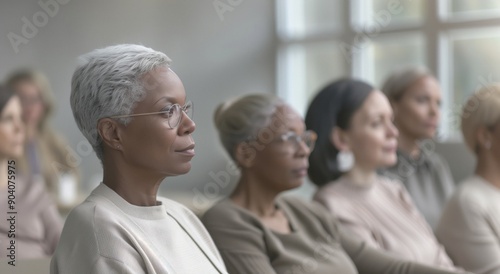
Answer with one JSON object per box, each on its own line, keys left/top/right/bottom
{"left": 70, "top": 44, "right": 171, "bottom": 161}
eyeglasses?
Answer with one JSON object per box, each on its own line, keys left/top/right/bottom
{"left": 279, "top": 130, "right": 317, "bottom": 151}
{"left": 109, "top": 100, "right": 193, "bottom": 129}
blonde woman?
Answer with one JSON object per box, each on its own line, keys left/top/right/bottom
{"left": 0, "top": 85, "right": 62, "bottom": 258}
{"left": 436, "top": 84, "right": 500, "bottom": 274}
{"left": 379, "top": 66, "right": 455, "bottom": 229}
{"left": 6, "top": 69, "right": 79, "bottom": 199}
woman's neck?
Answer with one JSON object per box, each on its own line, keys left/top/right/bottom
{"left": 25, "top": 125, "right": 38, "bottom": 142}
{"left": 476, "top": 154, "right": 500, "bottom": 189}
{"left": 230, "top": 172, "right": 279, "bottom": 218}
{"left": 344, "top": 164, "right": 377, "bottom": 187}
{"left": 102, "top": 155, "right": 163, "bottom": 207}
{"left": 397, "top": 131, "right": 420, "bottom": 158}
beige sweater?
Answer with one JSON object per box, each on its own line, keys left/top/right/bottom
{"left": 51, "top": 183, "right": 227, "bottom": 274}
{"left": 202, "top": 196, "right": 467, "bottom": 274}
{"left": 0, "top": 176, "right": 63, "bottom": 259}
{"left": 436, "top": 175, "right": 500, "bottom": 274}
{"left": 314, "top": 175, "right": 455, "bottom": 270}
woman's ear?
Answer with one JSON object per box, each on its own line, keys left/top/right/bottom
{"left": 476, "top": 125, "right": 493, "bottom": 152}
{"left": 97, "top": 118, "right": 124, "bottom": 151}
{"left": 330, "top": 126, "right": 350, "bottom": 152}
{"left": 234, "top": 142, "right": 256, "bottom": 168}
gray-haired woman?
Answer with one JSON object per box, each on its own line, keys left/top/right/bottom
{"left": 50, "top": 44, "right": 227, "bottom": 274}
{"left": 379, "top": 66, "right": 455, "bottom": 230}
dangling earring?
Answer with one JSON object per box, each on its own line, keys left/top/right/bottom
{"left": 337, "top": 150, "right": 354, "bottom": 172}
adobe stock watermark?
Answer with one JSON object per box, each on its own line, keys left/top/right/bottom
{"left": 7, "top": 0, "right": 72, "bottom": 54}
{"left": 213, "top": 0, "right": 244, "bottom": 21}
{"left": 339, "top": 0, "right": 411, "bottom": 63}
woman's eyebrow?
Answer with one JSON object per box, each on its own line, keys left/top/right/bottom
{"left": 153, "top": 96, "right": 176, "bottom": 106}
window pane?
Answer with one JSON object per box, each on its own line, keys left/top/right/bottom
{"left": 452, "top": 30, "right": 500, "bottom": 112}
{"left": 450, "top": 0, "right": 500, "bottom": 13}
{"left": 277, "top": 0, "right": 343, "bottom": 39}
{"left": 366, "top": 34, "right": 426, "bottom": 88}
{"left": 362, "top": 0, "right": 425, "bottom": 26}
{"left": 279, "top": 41, "right": 347, "bottom": 115}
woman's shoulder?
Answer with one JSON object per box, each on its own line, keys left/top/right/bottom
{"left": 279, "top": 195, "right": 325, "bottom": 214}
{"left": 375, "top": 175, "right": 407, "bottom": 192}
{"left": 451, "top": 176, "right": 497, "bottom": 208}
{"left": 202, "top": 198, "right": 258, "bottom": 229}
{"left": 314, "top": 178, "right": 351, "bottom": 199}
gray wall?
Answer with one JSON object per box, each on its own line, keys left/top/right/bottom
{"left": 0, "top": 0, "right": 276, "bottom": 213}
{"left": 435, "top": 141, "right": 476, "bottom": 185}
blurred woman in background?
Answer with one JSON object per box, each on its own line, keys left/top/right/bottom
{"left": 307, "top": 79, "right": 456, "bottom": 270}
{"left": 0, "top": 85, "right": 63, "bottom": 258}
{"left": 202, "top": 93, "right": 466, "bottom": 274}
{"left": 436, "top": 84, "right": 500, "bottom": 274}
{"left": 6, "top": 69, "right": 79, "bottom": 203}
{"left": 379, "top": 66, "right": 455, "bottom": 229}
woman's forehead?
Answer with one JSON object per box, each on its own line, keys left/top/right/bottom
{"left": 142, "top": 68, "right": 186, "bottom": 106}
{"left": 271, "top": 104, "right": 304, "bottom": 130}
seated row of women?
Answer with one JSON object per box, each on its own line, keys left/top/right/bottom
{"left": 1, "top": 44, "right": 496, "bottom": 274}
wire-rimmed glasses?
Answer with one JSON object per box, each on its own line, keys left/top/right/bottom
{"left": 279, "top": 130, "right": 317, "bottom": 151}
{"left": 109, "top": 100, "right": 193, "bottom": 129}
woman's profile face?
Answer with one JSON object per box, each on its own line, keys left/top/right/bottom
{"left": 392, "top": 76, "right": 441, "bottom": 140}
{"left": 0, "top": 96, "right": 24, "bottom": 159}
{"left": 118, "top": 67, "right": 196, "bottom": 177}
{"left": 249, "top": 104, "right": 311, "bottom": 192}
{"left": 344, "top": 90, "right": 398, "bottom": 170}
{"left": 15, "top": 81, "right": 46, "bottom": 128}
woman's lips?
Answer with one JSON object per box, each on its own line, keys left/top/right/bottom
{"left": 293, "top": 167, "right": 308, "bottom": 176}
{"left": 425, "top": 121, "right": 438, "bottom": 129}
{"left": 383, "top": 145, "right": 397, "bottom": 152}
{"left": 176, "top": 144, "right": 195, "bottom": 156}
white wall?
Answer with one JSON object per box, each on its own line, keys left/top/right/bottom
{"left": 0, "top": 0, "right": 277, "bottom": 213}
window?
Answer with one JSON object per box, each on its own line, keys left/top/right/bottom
{"left": 277, "top": 0, "right": 500, "bottom": 141}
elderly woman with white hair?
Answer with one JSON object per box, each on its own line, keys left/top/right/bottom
{"left": 436, "top": 85, "right": 500, "bottom": 274}
{"left": 379, "top": 66, "right": 455, "bottom": 230}
{"left": 50, "top": 44, "right": 227, "bottom": 274}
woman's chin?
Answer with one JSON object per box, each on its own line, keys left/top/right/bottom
{"left": 285, "top": 178, "right": 305, "bottom": 191}
{"left": 380, "top": 158, "right": 398, "bottom": 168}
{"left": 165, "top": 163, "right": 192, "bottom": 176}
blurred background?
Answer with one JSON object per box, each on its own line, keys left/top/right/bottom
{"left": 2, "top": 0, "right": 497, "bottom": 214}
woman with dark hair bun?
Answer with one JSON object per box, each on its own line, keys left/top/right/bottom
{"left": 306, "top": 79, "right": 457, "bottom": 270}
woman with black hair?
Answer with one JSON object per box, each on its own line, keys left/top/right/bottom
{"left": 306, "top": 79, "right": 456, "bottom": 270}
